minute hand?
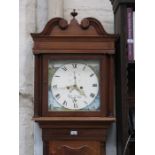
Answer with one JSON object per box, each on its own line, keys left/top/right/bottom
{"left": 73, "top": 71, "right": 77, "bottom": 85}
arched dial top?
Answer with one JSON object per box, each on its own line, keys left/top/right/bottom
{"left": 50, "top": 63, "right": 99, "bottom": 110}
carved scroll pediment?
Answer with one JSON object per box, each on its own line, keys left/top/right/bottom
{"left": 31, "top": 10, "right": 117, "bottom": 53}
{"left": 31, "top": 10, "right": 114, "bottom": 38}
{"left": 39, "top": 17, "right": 110, "bottom": 37}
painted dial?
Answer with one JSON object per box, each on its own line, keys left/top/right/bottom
{"left": 51, "top": 63, "right": 99, "bottom": 110}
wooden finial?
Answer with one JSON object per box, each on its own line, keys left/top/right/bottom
{"left": 71, "top": 9, "right": 78, "bottom": 18}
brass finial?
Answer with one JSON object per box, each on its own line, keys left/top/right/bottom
{"left": 71, "top": 9, "right": 78, "bottom": 18}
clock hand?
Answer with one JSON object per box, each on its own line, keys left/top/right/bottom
{"left": 79, "top": 88, "right": 87, "bottom": 97}
{"left": 69, "top": 85, "right": 75, "bottom": 93}
{"left": 69, "top": 84, "right": 79, "bottom": 93}
{"left": 74, "top": 85, "right": 87, "bottom": 97}
{"left": 73, "top": 71, "right": 85, "bottom": 96}
{"left": 68, "top": 82, "right": 86, "bottom": 97}
{"left": 68, "top": 72, "right": 77, "bottom": 93}
{"left": 56, "top": 87, "right": 68, "bottom": 90}
{"left": 56, "top": 85, "right": 74, "bottom": 90}
{"left": 69, "top": 72, "right": 86, "bottom": 97}
{"left": 73, "top": 71, "right": 77, "bottom": 85}
{"left": 69, "top": 71, "right": 78, "bottom": 93}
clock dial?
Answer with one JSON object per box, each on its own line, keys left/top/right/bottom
{"left": 48, "top": 60, "right": 100, "bottom": 111}
{"left": 51, "top": 63, "right": 99, "bottom": 110}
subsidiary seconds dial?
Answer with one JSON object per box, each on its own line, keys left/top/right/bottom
{"left": 51, "top": 63, "right": 99, "bottom": 110}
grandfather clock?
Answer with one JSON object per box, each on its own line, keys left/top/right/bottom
{"left": 31, "top": 10, "right": 117, "bottom": 155}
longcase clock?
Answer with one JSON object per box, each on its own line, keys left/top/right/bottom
{"left": 31, "top": 10, "right": 117, "bottom": 155}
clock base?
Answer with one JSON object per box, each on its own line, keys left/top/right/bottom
{"left": 49, "top": 141, "right": 103, "bottom": 155}
{"left": 34, "top": 117, "right": 115, "bottom": 155}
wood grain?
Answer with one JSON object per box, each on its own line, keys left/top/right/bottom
{"left": 31, "top": 15, "right": 117, "bottom": 155}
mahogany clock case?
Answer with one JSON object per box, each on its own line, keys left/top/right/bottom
{"left": 31, "top": 14, "right": 117, "bottom": 118}
{"left": 31, "top": 11, "right": 117, "bottom": 155}
{"left": 40, "top": 53, "right": 114, "bottom": 117}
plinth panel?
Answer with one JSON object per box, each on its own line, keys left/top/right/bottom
{"left": 49, "top": 141, "right": 103, "bottom": 155}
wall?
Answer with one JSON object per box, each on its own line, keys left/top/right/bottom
{"left": 64, "top": 0, "right": 114, "bottom": 33}
{"left": 19, "top": 0, "right": 36, "bottom": 155}
{"left": 19, "top": 0, "right": 115, "bottom": 155}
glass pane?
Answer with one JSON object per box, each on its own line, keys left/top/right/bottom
{"left": 48, "top": 59, "right": 100, "bottom": 112}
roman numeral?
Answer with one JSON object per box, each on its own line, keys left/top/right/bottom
{"left": 82, "top": 65, "right": 86, "bottom": 71}
{"left": 63, "top": 100, "right": 67, "bottom": 106}
{"left": 74, "top": 103, "right": 78, "bottom": 108}
{"left": 90, "top": 73, "right": 94, "bottom": 77}
{"left": 90, "top": 93, "right": 95, "bottom": 98}
{"left": 92, "top": 84, "right": 97, "bottom": 87}
{"left": 62, "top": 66, "right": 67, "bottom": 71}
{"left": 55, "top": 94, "right": 60, "bottom": 99}
{"left": 73, "top": 98, "right": 77, "bottom": 103}
{"left": 55, "top": 75, "right": 60, "bottom": 77}
{"left": 72, "top": 64, "right": 77, "bottom": 68}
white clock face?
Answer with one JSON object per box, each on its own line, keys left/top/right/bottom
{"left": 51, "top": 63, "right": 99, "bottom": 110}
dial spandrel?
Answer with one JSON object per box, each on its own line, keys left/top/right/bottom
{"left": 48, "top": 60, "right": 100, "bottom": 112}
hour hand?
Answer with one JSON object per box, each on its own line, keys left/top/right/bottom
{"left": 80, "top": 89, "right": 87, "bottom": 97}
{"left": 55, "top": 86, "right": 69, "bottom": 90}
{"left": 73, "top": 71, "right": 77, "bottom": 85}
{"left": 68, "top": 85, "right": 75, "bottom": 93}
{"left": 68, "top": 85, "right": 86, "bottom": 97}
{"left": 75, "top": 86, "right": 87, "bottom": 97}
